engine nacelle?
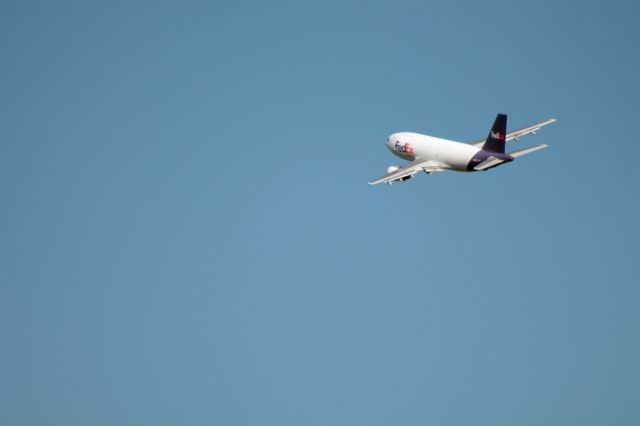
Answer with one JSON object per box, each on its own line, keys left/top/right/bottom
{"left": 385, "top": 165, "right": 413, "bottom": 184}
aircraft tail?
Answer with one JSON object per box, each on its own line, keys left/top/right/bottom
{"left": 483, "top": 113, "right": 507, "bottom": 153}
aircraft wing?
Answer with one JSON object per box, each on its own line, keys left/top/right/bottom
{"left": 471, "top": 118, "right": 556, "bottom": 147}
{"left": 368, "top": 158, "right": 445, "bottom": 185}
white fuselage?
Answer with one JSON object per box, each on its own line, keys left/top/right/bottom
{"left": 387, "top": 132, "right": 481, "bottom": 171}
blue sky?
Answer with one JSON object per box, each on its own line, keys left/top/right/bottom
{"left": 1, "top": 1, "right": 639, "bottom": 425}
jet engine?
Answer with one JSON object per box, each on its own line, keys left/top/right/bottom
{"left": 386, "top": 165, "right": 413, "bottom": 183}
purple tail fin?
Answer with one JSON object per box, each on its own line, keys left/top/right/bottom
{"left": 483, "top": 113, "right": 507, "bottom": 153}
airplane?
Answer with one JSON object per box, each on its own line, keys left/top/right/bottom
{"left": 368, "top": 114, "right": 556, "bottom": 185}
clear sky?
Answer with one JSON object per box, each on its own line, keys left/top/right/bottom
{"left": 1, "top": 1, "right": 639, "bottom": 425}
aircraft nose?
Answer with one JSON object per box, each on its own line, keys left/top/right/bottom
{"left": 386, "top": 134, "right": 396, "bottom": 148}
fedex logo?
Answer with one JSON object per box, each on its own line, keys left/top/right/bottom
{"left": 394, "top": 141, "right": 414, "bottom": 155}
{"left": 491, "top": 131, "right": 505, "bottom": 140}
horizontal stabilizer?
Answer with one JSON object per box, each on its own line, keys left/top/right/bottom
{"left": 474, "top": 156, "right": 505, "bottom": 171}
{"left": 509, "top": 144, "right": 548, "bottom": 158}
